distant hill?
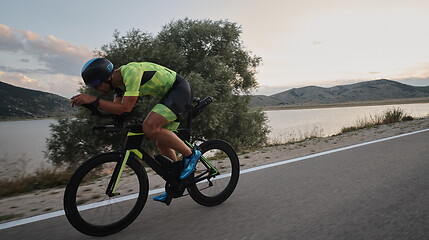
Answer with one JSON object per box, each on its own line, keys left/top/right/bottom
{"left": 0, "top": 81, "right": 76, "bottom": 120}
{"left": 251, "top": 79, "right": 429, "bottom": 108}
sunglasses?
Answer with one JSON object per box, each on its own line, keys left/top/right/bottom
{"left": 87, "top": 79, "right": 103, "bottom": 89}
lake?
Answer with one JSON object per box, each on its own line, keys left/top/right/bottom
{"left": 265, "top": 103, "right": 429, "bottom": 143}
{"left": 1, "top": 103, "right": 429, "bottom": 178}
{"left": 0, "top": 119, "right": 56, "bottom": 178}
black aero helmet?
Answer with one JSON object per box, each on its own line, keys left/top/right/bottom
{"left": 81, "top": 58, "right": 114, "bottom": 88}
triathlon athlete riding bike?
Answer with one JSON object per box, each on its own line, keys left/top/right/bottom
{"left": 65, "top": 58, "right": 240, "bottom": 236}
{"left": 71, "top": 58, "right": 202, "bottom": 203}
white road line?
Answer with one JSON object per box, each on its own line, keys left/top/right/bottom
{"left": 1, "top": 128, "right": 428, "bottom": 230}
{"left": 0, "top": 188, "right": 164, "bottom": 231}
{"left": 241, "top": 128, "right": 429, "bottom": 174}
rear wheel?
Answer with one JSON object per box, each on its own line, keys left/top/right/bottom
{"left": 187, "top": 140, "right": 240, "bottom": 206}
{"left": 63, "top": 152, "right": 148, "bottom": 236}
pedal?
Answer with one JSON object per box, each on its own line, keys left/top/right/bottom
{"left": 164, "top": 196, "right": 172, "bottom": 206}
{"left": 165, "top": 182, "right": 186, "bottom": 198}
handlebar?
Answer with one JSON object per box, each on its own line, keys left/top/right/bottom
{"left": 91, "top": 125, "right": 127, "bottom": 133}
{"left": 73, "top": 103, "right": 132, "bottom": 133}
{"left": 79, "top": 103, "right": 124, "bottom": 119}
{"left": 73, "top": 96, "right": 213, "bottom": 134}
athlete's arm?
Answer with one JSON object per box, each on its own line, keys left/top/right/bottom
{"left": 98, "top": 95, "right": 138, "bottom": 115}
{"left": 71, "top": 94, "right": 138, "bottom": 115}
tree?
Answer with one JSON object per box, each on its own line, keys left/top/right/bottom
{"left": 45, "top": 19, "right": 269, "bottom": 166}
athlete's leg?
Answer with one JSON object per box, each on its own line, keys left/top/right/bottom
{"left": 142, "top": 111, "right": 192, "bottom": 160}
{"left": 156, "top": 141, "right": 177, "bottom": 161}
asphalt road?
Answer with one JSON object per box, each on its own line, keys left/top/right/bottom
{"left": 1, "top": 130, "right": 429, "bottom": 240}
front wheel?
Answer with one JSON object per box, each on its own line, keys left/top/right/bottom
{"left": 63, "top": 152, "right": 149, "bottom": 236}
{"left": 187, "top": 140, "right": 240, "bottom": 206}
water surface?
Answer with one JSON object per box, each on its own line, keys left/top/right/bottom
{"left": 266, "top": 103, "right": 429, "bottom": 142}
{"left": 1, "top": 103, "right": 429, "bottom": 178}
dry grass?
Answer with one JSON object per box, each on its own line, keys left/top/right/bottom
{"left": 0, "top": 164, "right": 73, "bottom": 198}
{"left": 340, "top": 107, "right": 414, "bottom": 133}
{"left": 268, "top": 126, "right": 325, "bottom": 146}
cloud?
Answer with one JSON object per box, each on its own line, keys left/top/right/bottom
{"left": 24, "top": 34, "right": 94, "bottom": 75}
{"left": 0, "top": 24, "right": 93, "bottom": 76}
{"left": 0, "top": 71, "right": 42, "bottom": 90}
{"left": 46, "top": 75, "right": 82, "bottom": 97}
{"left": 0, "top": 70, "right": 81, "bottom": 97}
{"left": 0, "top": 65, "right": 55, "bottom": 75}
{"left": 0, "top": 24, "right": 25, "bottom": 51}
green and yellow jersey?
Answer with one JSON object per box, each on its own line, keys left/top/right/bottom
{"left": 118, "top": 62, "right": 177, "bottom": 98}
{"left": 115, "top": 62, "right": 180, "bottom": 129}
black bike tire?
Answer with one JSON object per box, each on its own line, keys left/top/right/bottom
{"left": 187, "top": 139, "right": 240, "bottom": 206}
{"left": 63, "top": 152, "right": 149, "bottom": 236}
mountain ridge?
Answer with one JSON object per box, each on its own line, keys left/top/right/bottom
{"left": 2, "top": 79, "right": 428, "bottom": 120}
{"left": 251, "top": 79, "right": 429, "bottom": 107}
{"left": 0, "top": 81, "right": 75, "bottom": 120}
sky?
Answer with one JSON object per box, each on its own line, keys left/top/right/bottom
{"left": 1, "top": 0, "right": 429, "bottom": 97}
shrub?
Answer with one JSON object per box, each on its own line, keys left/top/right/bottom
{"left": 340, "top": 107, "right": 411, "bottom": 134}
{"left": 0, "top": 168, "right": 72, "bottom": 198}
{"left": 46, "top": 19, "right": 270, "bottom": 166}
{"left": 382, "top": 107, "right": 404, "bottom": 124}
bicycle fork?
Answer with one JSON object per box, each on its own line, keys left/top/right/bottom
{"left": 105, "top": 150, "right": 135, "bottom": 197}
{"left": 106, "top": 131, "right": 146, "bottom": 197}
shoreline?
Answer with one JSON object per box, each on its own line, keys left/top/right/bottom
{"left": 0, "top": 116, "right": 72, "bottom": 122}
{"left": 2, "top": 98, "right": 429, "bottom": 122}
{"left": 254, "top": 97, "right": 429, "bottom": 111}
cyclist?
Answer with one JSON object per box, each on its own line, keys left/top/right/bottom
{"left": 71, "top": 58, "right": 201, "bottom": 203}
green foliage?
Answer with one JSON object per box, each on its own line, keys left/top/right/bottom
{"left": 46, "top": 18, "right": 269, "bottom": 165}
{"left": 45, "top": 118, "right": 126, "bottom": 165}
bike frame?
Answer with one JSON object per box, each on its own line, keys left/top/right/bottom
{"left": 105, "top": 126, "right": 219, "bottom": 197}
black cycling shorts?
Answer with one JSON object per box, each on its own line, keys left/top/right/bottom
{"left": 159, "top": 74, "right": 193, "bottom": 119}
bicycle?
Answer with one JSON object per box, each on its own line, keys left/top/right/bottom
{"left": 63, "top": 96, "right": 240, "bottom": 236}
